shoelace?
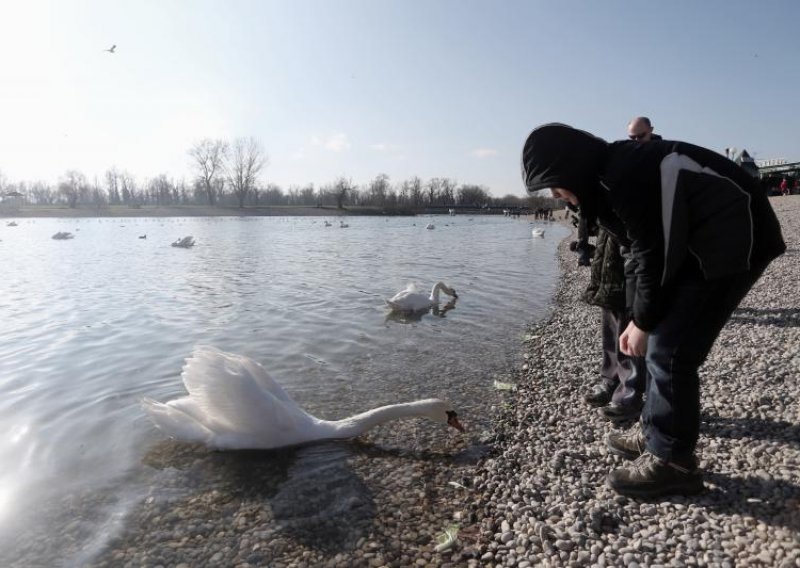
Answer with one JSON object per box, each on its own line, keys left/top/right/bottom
{"left": 631, "top": 452, "right": 694, "bottom": 475}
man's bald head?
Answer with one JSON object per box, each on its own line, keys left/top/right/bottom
{"left": 627, "top": 117, "right": 654, "bottom": 142}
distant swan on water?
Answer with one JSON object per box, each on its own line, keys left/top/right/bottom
{"left": 172, "top": 236, "right": 195, "bottom": 248}
{"left": 142, "top": 346, "right": 464, "bottom": 450}
{"left": 386, "top": 282, "right": 458, "bottom": 313}
{"left": 532, "top": 228, "right": 545, "bottom": 238}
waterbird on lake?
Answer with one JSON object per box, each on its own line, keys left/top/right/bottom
{"left": 171, "top": 236, "right": 195, "bottom": 248}
{"left": 426, "top": 223, "right": 435, "bottom": 230}
{"left": 139, "top": 234, "right": 147, "bottom": 239}
{"left": 105, "top": 44, "right": 116, "bottom": 53}
{"left": 532, "top": 228, "right": 545, "bottom": 238}
{"left": 386, "top": 282, "right": 458, "bottom": 313}
{"left": 52, "top": 231, "right": 74, "bottom": 240}
{"left": 142, "top": 346, "right": 464, "bottom": 450}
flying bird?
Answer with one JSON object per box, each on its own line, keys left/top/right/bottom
{"left": 105, "top": 44, "right": 116, "bottom": 53}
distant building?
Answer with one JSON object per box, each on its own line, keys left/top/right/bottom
{"left": 756, "top": 158, "right": 800, "bottom": 195}
{"left": 0, "top": 191, "right": 24, "bottom": 212}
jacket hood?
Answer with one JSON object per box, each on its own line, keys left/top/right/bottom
{"left": 521, "top": 123, "right": 609, "bottom": 222}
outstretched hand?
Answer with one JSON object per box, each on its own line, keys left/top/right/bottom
{"left": 620, "top": 320, "right": 649, "bottom": 357}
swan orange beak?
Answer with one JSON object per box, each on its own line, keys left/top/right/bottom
{"left": 447, "top": 411, "right": 465, "bottom": 432}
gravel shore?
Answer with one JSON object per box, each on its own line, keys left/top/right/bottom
{"left": 470, "top": 195, "right": 800, "bottom": 567}
{"left": 9, "top": 199, "right": 796, "bottom": 567}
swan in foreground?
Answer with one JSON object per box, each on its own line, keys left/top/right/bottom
{"left": 172, "top": 236, "right": 195, "bottom": 248}
{"left": 386, "top": 282, "right": 458, "bottom": 313}
{"left": 532, "top": 228, "right": 545, "bottom": 238}
{"left": 143, "top": 346, "right": 464, "bottom": 450}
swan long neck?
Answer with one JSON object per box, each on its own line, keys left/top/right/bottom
{"left": 429, "top": 282, "right": 446, "bottom": 302}
{"left": 327, "top": 401, "right": 437, "bottom": 438}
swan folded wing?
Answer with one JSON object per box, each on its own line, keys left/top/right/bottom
{"left": 178, "top": 346, "right": 311, "bottom": 436}
{"left": 142, "top": 397, "right": 215, "bottom": 443}
{"left": 387, "top": 285, "right": 432, "bottom": 312}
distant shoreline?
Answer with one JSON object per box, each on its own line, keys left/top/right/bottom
{"left": 0, "top": 205, "right": 420, "bottom": 218}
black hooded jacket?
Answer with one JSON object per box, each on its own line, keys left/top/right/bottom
{"left": 522, "top": 124, "right": 786, "bottom": 331}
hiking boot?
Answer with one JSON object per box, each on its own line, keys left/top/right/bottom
{"left": 607, "top": 452, "right": 704, "bottom": 498}
{"left": 600, "top": 401, "right": 643, "bottom": 423}
{"left": 584, "top": 381, "right": 616, "bottom": 407}
{"left": 606, "top": 427, "right": 646, "bottom": 460}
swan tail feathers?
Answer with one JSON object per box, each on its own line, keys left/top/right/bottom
{"left": 142, "top": 397, "right": 212, "bottom": 443}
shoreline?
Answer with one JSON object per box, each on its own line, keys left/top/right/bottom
{"left": 0, "top": 205, "right": 410, "bottom": 218}
{"left": 7, "top": 198, "right": 796, "bottom": 566}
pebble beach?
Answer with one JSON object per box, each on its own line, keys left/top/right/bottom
{"left": 6, "top": 199, "right": 797, "bottom": 568}
{"left": 468, "top": 195, "right": 800, "bottom": 567}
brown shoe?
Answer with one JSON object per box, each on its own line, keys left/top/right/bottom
{"left": 606, "top": 427, "right": 646, "bottom": 460}
{"left": 608, "top": 452, "right": 704, "bottom": 498}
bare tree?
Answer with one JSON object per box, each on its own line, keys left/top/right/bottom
{"left": 105, "top": 168, "right": 121, "bottom": 205}
{"left": 404, "top": 176, "right": 424, "bottom": 208}
{"left": 333, "top": 177, "right": 355, "bottom": 209}
{"left": 457, "top": 184, "right": 490, "bottom": 207}
{"left": 367, "top": 173, "right": 390, "bottom": 207}
{"left": 58, "top": 170, "right": 87, "bottom": 208}
{"left": 226, "top": 137, "right": 267, "bottom": 208}
{"left": 189, "top": 138, "right": 228, "bottom": 206}
{"left": 440, "top": 177, "right": 457, "bottom": 205}
{"left": 262, "top": 183, "right": 284, "bottom": 205}
{"left": 30, "top": 181, "right": 55, "bottom": 205}
{"left": 426, "top": 177, "right": 443, "bottom": 206}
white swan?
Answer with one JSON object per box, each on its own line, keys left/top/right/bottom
{"left": 425, "top": 223, "right": 435, "bottom": 230}
{"left": 143, "top": 346, "right": 464, "bottom": 450}
{"left": 386, "top": 282, "right": 458, "bottom": 313}
{"left": 532, "top": 228, "right": 545, "bottom": 238}
{"left": 172, "top": 236, "right": 195, "bottom": 248}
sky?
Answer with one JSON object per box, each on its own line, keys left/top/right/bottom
{"left": 1, "top": 0, "right": 799, "bottom": 197}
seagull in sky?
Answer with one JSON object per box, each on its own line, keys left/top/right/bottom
{"left": 105, "top": 44, "right": 116, "bottom": 53}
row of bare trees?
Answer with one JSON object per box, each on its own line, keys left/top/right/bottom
{"left": 0, "top": 137, "right": 556, "bottom": 211}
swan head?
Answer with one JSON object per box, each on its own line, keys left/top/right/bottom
{"left": 417, "top": 399, "right": 465, "bottom": 432}
{"left": 431, "top": 282, "right": 458, "bottom": 300}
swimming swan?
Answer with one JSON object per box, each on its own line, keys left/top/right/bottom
{"left": 386, "top": 282, "right": 458, "bottom": 313}
{"left": 172, "top": 236, "right": 195, "bottom": 248}
{"left": 142, "top": 346, "right": 464, "bottom": 450}
{"left": 532, "top": 228, "right": 545, "bottom": 238}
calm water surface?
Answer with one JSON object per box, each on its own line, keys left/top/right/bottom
{"left": 0, "top": 214, "right": 567, "bottom": 562}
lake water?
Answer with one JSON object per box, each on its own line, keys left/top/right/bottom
{"left": 0, "top": 214, "right": 567, "bottom": 564}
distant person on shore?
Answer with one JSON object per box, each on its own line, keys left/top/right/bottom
{"left": 584, "top": 117, "right": 660, "bottom": 422}
{"left": 780, "top": 177, "right": 789, "bottom": 196}
{"left": 522, "top": 123, "right": 786, "bottom": 497}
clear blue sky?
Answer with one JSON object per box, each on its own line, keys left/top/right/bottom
{"left": 1, "top": 0, "right": 799, "bottom": 197}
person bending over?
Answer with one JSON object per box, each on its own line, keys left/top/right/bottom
{"left": 521, "top": 123, "right": 785, "bottom": 497}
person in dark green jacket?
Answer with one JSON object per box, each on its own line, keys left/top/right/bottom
{"left": 582, "top": 118, "right": 658, "bottom": 420}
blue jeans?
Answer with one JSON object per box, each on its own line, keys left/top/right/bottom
{"left": 642, "top": 264, "right": 767, "bottom": 461}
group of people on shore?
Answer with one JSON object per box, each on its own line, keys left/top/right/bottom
{"left": 521, "top": 117, "right": 786, "bottom": 498}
